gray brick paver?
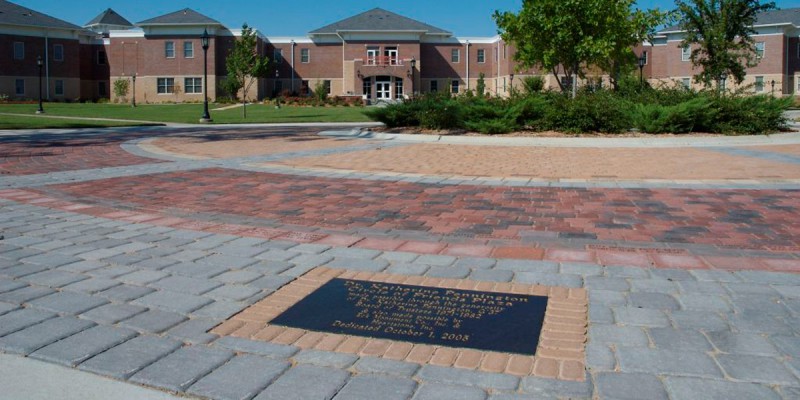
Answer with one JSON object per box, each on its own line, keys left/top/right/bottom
{"left": 354, "top": 357, "right": 420, "bottom": 377}
{"left": 130, "top": 345, "right": 235, "bottom": 392}
{"left": 664, "top": 376, "right": 781, "bottom": 400}
{"left": 333, "top": 375, "right": 417, "bottom": 400}
{"left": 28, "top": 291, "right": 108, "bottom": 314}
{"left": 80, "top": 303, "right": 148, "bottom": 324}
{"left": 292, "top": 349, "right": 359, "bottom": 369}
{"left": 119, "top": 309, "right": 188, "bottom": 334}
{"left": 416, "top": 365, "right": 519, "bottom": 391}
{"left": 78, "top": 335, "right": 183, "bottom": 379}
{"left": 595, "top": 372, "right": 668, "bottom": 400}
{"left": 213, "top": 336, "right": 299, "bottom": 358}
{"left": 707, "top": 331, "right": 780, "bottom": 356}
{"left": 411, "top": 383, "right": 486, "bottom": 400}
{"left": 617, "top": 347, "right": 723, "bottom": 378}
{"left": 187, "top": 354, "right": 290, "bottom": 400}
{"left": 254, "top": 364, "right": 351, "bottom": 400}
{"left": 0, "top": 307, "right": 57, "bottom": 337}
{"left": 29, "top": 325, "right": 138, "bottom": 366}
{"left": 0, "top": 316, "right": 95, "bottom": 355}
{"left": 716, "top": 354, "right": 798, "bottom": 385}
{"left": 132, "top": 290, "right": 213, "bottom": 314}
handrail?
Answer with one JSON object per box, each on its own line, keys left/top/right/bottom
{"left": 365, "top": 56, "right": 403, "bottom": 66}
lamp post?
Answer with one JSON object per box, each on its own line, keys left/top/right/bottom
{"left": 771, "top": 80, "right": 776, "bottom": 95}
{"left": 718, "top": 72, "right": 728, "bottom": 96}
{"left": 638, "top": 51, "right": 647, "bottom": 87}
{"left": 131, "top": 75, "right": 136, "bottom": 107}
{"left": 199, "top": 29, "right": 212, "bottom": 123}
{"left": 36, "top": 56, "right": 44, "bottom": 114}
{"left": 409, "top": 57, "right": 416, "bottom": 96}
{"left": 509, "top": 73, "right": 514, "bottom": 96}
{"left": 274, "top": 69, "right": 280, "bottom": 109}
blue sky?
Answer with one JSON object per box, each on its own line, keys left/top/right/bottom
{"left": 16, "top": 0, "right": 799, "bottom": 37}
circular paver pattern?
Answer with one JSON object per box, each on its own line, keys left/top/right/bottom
{"left": 0, "top": 125, "right": 798, "bottom": 400}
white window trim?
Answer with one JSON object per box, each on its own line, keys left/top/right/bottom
{"left": 165, "top": 42, "right": 175, "bottom": 59}
{"left": 184, "top": 42, "right": 194, "bottom": 59}
{"left": 451, "top": 80, "right": 460, "bottom": 93}
{"left": 301, "top": 48, "right": 310, "bottom": 63}
{"left": 157, "top": 77, "right": 175, "bottom": 94}
{"left": 274, "top": 48, "right": 283, "bottom": 64}
{"left": 184, "top": 77, "right": 202, "bottom": 94}
{"left": 681, "top": 46, "right": 691, "bottom": 62}
{"left": 754, "top": 76, "right": 764, "bottom": 92}
{"left": 477, "top": 49, "right": 485, "bottom": 64}
{"left": 13, "top": 42, "right": 24, "bottom": 60}
{"left": 53, "top": 44, "right": 64, "bottom": 62}
{"left": 451, "top": 49, "right": 460, "bottom": 63}
{"left": 755, "top": 42, "right": 765, "bottom": 59}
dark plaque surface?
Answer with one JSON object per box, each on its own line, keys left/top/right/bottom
{"left": 270, "top": 278, "right": 549, "bottom": 355}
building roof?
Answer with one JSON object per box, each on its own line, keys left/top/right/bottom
{"left": 0, "top": 0, "right": 83, "bottom": 30}
{"left": 85, "top": 8, "right": 133, "bottom": 27}
{"left": 660, "top": 7, "right": 800, "bottom": 33}
{"left": 309, "top": 8, "right": 450, "bottom": 35}
{"left": 137, "top": 8, "right": 222, "bottom": 26}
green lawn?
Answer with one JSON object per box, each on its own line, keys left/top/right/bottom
{"left": 0, "top": 114, "right": 161, "bottom": 130}
{"left": 0, "top": 103, "right": 373, "bottom": 125}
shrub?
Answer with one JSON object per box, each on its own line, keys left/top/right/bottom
{"left": 522, "top": 76, "right": 545, "bottom": 95}
{"left": 113, "top": 79, "right": 129, "bottom": 99}
{"left": 631, "top": 97, "right": 715, "bottom": 134}
{"left": 711, "top": 95, "right": 790, "bottom": 135}
{"left": 541, "top": 91, "right": 632, "bottom": 133}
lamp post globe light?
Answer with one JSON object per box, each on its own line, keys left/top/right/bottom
{"left": 638, "top": 51, "right": 647, "bottom": 86}
{"left": 719, "top": 72, "right": 728, "bottom": 95}
{"left": 200, "top": 28, "right": 212, "bottom": 123}
{"left": 36, "top": 56, "right": 44, "bottom": 114}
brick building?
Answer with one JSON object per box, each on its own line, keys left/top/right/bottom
{"left": 2, "top": 2, "right": 798, "bottom": 103}
{"left": 645, "top": 8, "right": 800, "bottom": 95}
{"left": 0, "top": 0, "right": 98, "bottom": 101}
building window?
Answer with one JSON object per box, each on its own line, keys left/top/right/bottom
{"left": 451, "top": 49, "right": 460, "bottom": 63}
{"left": 362, "top": 77, "right": 371, "bottom": 98}
{"left": 13, "top": 42, "right": 24, "bottom": 60}
{"left": 367, "top": 46, "right": 379, "bottom": 65}
{"left": 681, "top": 46, "right": 691, "bottom": 61}
{"left": 560, "top": 76, "right": 574, "bottom": 89}
{"left": 477, "top": 49, "right": 485, "bottom": 63}
{"left": 15, "top": 79, "right": 24, "bottom": 95}
{"left": 184, "top": 42, "right": 194, "bottom": 58}
{"left": 301, "top": 80, "right": 309, "bottom": 96}
{"left": 98, "top": 81, "right": 107, "bottom": 97}
{"left": 755, "top": 42, "right": 765, "bottom": 59}
{"left": 755, "top": 76, "right": 764, "bottom": 92}
{"left": 682, "top": 78, "right": 691, "bottom": 89}
{"left": 323, "top": 80, "right": 331, "bottom": 95}
{"left": 274, "top": 48, "right": 283, "bottom": 64}
{"left": 384, "top": 47, "right": 398, "bottom": 65}
{"left": 53, "top": 44, "right": 64, "bottom": 61}
{"left": 97, "top": 51, "right": 107, "bottom": 65}
{"left": 55, "top": 80, "right": 64, "bottom": 96}
{"left": 394, "top": 78, "right": 403, "bottom": 99}
{"left": 451, "top": 80, "right": 460, "bottom": 94}
{"left": 301, "top": 48, "right": 309, "bottom": 63}
{"left": 165, "top": 42, "right": 175, "bottom": 58}
{"left": 642, "top": 51, "right": 648, "bottom": 65}
{"left": 157, "top": 78, "right": 175, "bottom": 94}
{"left": 430, "top": 80, "right": 438, "bottom": 92}
{"left": 185, "top": 77, "right": 202, "bottom": 94}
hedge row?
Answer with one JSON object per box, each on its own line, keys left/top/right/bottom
{"left": 365, "top": 87, "right": 791, "bottom": 135}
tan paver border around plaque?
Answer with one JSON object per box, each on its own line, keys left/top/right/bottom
{"left": 211, "top": 267, "right": 589, "bottom": 381}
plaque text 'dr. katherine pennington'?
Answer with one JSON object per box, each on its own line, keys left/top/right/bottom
{"left": 270, "top": 278, "right": 549, "bottom": 355}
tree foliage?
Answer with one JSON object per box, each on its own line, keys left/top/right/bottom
{"left": 226, "top": 23, "right": 270, "bottom": 118}
{"left": 674, "top": 0, "right": 775, "bottom": 86}
{"left": 493, "top": 0, "right": 667, "bottom": 93}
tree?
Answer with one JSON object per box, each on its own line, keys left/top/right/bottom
{"left": 113, "top": 79, "right": 129, "bottom": 103}
{"left": 494, "top": 0, "right": 667, "bottom": 95}
{"left": 674, "top": 0, "right": 775, "bottom": 87}
{"left": 476, "top": 73, "right": 486, "bottom": 97}
{"left": 226, "top": 23, "right": 270, "bottom": 118}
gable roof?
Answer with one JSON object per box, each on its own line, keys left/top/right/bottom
{"left": 660, "top": 7, "right": 800, "bottom": 34}
{"left": 85, "top": 8, "right": 133, "bottom": 27}
{"left": 310, "top": 8, "right": 450, "bottom": 35}
{"left": 137, "top": 8, "right": 222, "bottom": 26}
{"left": 0, "top": 0, "right": 83, "bottom": 30}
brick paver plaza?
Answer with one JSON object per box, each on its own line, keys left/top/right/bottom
{"left": 1, "top": 124, "right": 799, "bottom": 399}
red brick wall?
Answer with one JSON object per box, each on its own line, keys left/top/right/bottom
{"left": 0, "top": 34, "right": 80, "bottom": 78}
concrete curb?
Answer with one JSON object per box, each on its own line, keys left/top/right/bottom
{"left": 320, "top": 129, "right": 800, "bottom": 148}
